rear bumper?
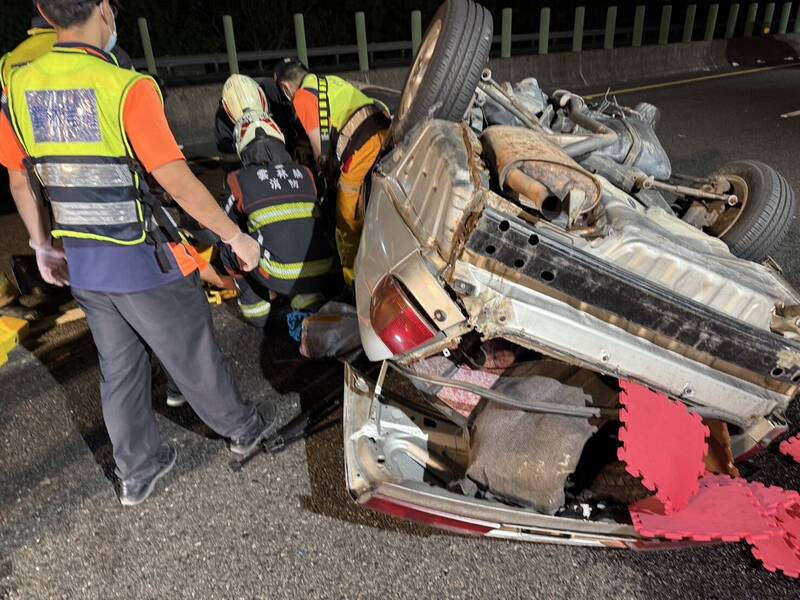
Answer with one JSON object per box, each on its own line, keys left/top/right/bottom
{"left": 343, "top": 363, "right": 670, "bottom": 549}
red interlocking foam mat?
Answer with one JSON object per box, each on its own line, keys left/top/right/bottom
{"left": 617, "top": 380, "right": 709, "bottom": 512}
{"left": 775, "top": 503, "right": 800, "bottom": 541}
{"left": 780, "top": 434, "right": 800, "bottom": 463}
{"left": 629, "top": 479, "right": 778, "bottom": 542}
{"left": 750, "top": 532, "right": 800, "bottom": 579}
{"left": 699, "top": 474, "right": 800, "bottom": 516}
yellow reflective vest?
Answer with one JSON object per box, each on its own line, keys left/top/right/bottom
{"left": 300, "top": 74, "right": 375, "bottom": 132}
{"left": 6, "top": 46, "right": 159, "bottom": 245}
{"left": 0, "top": 28, "right": 57, "bottom": 90}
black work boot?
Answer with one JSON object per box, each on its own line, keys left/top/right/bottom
{"left": 119, "top": 443, "right": 177, "bottom": 506}
{"left": 228, "top": 401, "right": 278, "bottom": 456}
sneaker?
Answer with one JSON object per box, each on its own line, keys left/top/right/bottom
{"left": 119, "top": 443, "right": 177, "bottom": 506}
{"left": 166, "top": 392, "right": 187, "bottom": 408}
{"left": 228, "top": 401, "right": 278, "bottom": 456}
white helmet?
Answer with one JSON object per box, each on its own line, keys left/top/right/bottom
{"left": 233, "top": 111, "right": 286, "bottom": 157}
{"left": 222, "top": 74, "right": 268, "bottom": 122}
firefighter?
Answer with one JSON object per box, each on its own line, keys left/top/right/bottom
{"left": 0, "top": 0, "right": 276, "bottom": 505}
{"left": 274, "top": 58, "right": 390, "bottom": 285}
{"left": 214, "top": 73, "right": 304, "bottom": 166}
{"left": 219, "top": 109, "right": 338, "bottom": 327}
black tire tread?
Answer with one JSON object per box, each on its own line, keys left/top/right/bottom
{"left": 589, "top": 461, "right": 650, "bottom": 505}
{"left": 392, "top": 0, "right": 493, "bottom": 144}
{"left": 715, "top": 160, "right": 797, "bottom": 262}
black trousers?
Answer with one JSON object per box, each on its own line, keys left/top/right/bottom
{"left": 72, "top": 273, "right": 263, "bottom": 483}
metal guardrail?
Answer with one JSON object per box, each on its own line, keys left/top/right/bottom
{"left": 133, "top": 3, "right": 800, "bottom": 80}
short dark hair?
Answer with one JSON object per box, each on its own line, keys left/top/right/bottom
{"left": 37, "top": 0, "right": 100, "bottom": 28}
{"left": 274, "top": 58, "right": 308, "bottom": 87}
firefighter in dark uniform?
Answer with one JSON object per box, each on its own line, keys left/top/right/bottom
{"left": 219, "top": 111, "right": 339, "bottom": 326}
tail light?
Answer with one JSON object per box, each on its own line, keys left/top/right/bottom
{"left": 370, "top": 275, "right": 436, "bottom": 355}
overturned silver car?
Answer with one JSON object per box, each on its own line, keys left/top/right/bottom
{"left": 343, "top": 0, "right": 800, "bottom": 546}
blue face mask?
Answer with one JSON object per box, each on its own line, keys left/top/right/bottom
{"left": 104, "top": 28, "right": 117, "bottom": 53}
{"left": 101, "top": 5, "right": 117, "bottom": 53}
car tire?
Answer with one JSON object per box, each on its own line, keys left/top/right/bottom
{"left": 589, "top": 461, "right": 650, "bottom": 505}
{"left": 389, "top": 0, "right": 493, "bottom": 145}
{"left": 712, "top": 160, "right": 797, "bottom": 262}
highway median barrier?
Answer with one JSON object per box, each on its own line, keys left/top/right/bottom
{"left": 165, "top": 33, "right": 800, "bottom": 156}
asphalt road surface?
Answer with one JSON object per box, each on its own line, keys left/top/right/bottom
{"left": 2, "top": 65, "right": 800, "bottom": 599}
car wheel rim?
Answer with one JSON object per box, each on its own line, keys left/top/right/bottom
{"left": 397, "top": 18, "right": 443, "bottom": 123}
{"left": 709, "top": 175, "right": 749, "bottom": 238}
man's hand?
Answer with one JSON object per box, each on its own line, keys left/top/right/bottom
{"left": 223, "top": 231, "right": 261, "bottom": 272}
{"left": 30, "top": 240, "right": 69, "bottom": 287}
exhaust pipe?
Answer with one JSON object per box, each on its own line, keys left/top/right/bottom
{"left": 552, "top": 90, "right": 618, "bottom": 158}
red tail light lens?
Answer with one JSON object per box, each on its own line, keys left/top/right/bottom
{"left": 370, "top": 275, "right": 437, "bottom": 355}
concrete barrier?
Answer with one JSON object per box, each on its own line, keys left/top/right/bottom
{"left": 169, "top": 34, "right": 800, "bottom": 155}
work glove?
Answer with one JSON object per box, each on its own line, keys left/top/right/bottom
{"left": 30, "top": 239, "right": 69, "bottom": 287}
{"left": 223, "top": 230, "right": 261, "bottom": 272}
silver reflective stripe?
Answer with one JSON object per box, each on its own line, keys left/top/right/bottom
{"left": 238, "top": 300, "right": 271, "bottom": 318}
{"left": 36, "top": 162, "right": 134, "bottom": 188}
{"left": 224, "top": 194, "right": 236, "bottom": 215}
{"left": 51, "top": 201, "right": 139, "bottom": 226}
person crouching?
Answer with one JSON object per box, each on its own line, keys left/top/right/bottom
{"left": 220, "top": 112, "right": 339, "bottom": 327}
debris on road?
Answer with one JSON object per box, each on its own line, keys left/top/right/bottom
{"left": 299, "top": 301, "right": 360, "bottom": 359}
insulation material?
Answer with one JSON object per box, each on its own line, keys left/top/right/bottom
{"left": 466, "top": 361, "right": 609, "bottom": 514}
{"left": 617, "top": 380, "right": 709, "bottom": 512}
{"left": 780, "top": 434, "right": 800, "bottom": 463}
{"left": 412, "top": 356, "right": 501, "bottom": 417}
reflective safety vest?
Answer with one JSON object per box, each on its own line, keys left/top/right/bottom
{"left": 0, "top": 28, "right": 57, "bottom": 90}
{"left": 226, "top": 162, "right": 337, "bottom": 297}
{"left": 300, "top": 74, "right": 375, "bottom": 133}
{"left": 6, "top": 46, "right": 156, "bottom": 245}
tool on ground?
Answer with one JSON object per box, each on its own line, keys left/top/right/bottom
{"left": 207, "top": 289, "right": 238, "bottom": 305}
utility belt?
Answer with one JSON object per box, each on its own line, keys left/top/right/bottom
{"left": 317, "top": 104, "right": 390, "bottom": 206}
{"left": 23, "top": 156, "right": 184, "bottom": 273}
{"left": 335, "top": 104, "right": 391, "bottom": 165}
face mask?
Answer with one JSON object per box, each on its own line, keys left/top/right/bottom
{"left": 101, "top": 4, "right": 117, "bottom": 53}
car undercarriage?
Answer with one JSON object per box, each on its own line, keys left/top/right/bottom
{"left": 337, "top": 0, "right": 800, "bottom": 558}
